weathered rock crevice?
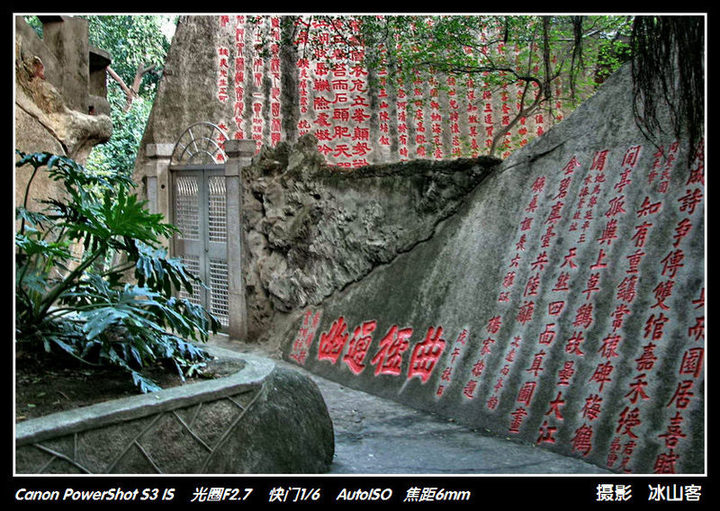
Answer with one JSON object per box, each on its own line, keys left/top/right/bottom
{"left": 242, "top": 134, "right": 501, "bottom": 340}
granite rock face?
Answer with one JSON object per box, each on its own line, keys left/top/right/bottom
{"left": 279, "top": 63, "right": 705, "bottom": 474}
{"left": 210, "top": 365, "right": 335, "bottom": 474}
{"left": 135, "top": 15, "right": 559, "bottom": 171}
{"left": 137, "top": 16, "right": 227, "bottom": 153}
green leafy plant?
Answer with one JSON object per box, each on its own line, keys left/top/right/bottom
{"left": 15, "top": 151, "right": 220, "bottom": 392}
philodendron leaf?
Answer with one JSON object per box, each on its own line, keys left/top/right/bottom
{"left": 131, "top": 371, "right": 162, "bottom": 394}
{"left": 16, "top": 152, "right": 214, "bottom": 394}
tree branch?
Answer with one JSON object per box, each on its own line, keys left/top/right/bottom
{"left": 107, "top": 66, "right": 134, "bottom": 106}
{"left": 131, "top": 64, "right": 156, "bottom": 95}
{"left": 489, "top": 79, "right": 545, "bottom": 156}
{"left": 107, "top": 64, "right": 156, "bottom": 111}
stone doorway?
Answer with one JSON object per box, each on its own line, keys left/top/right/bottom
{"left": 169, "top": 123, "right": 230, "bottom": 330}
{"left": 171, "top": 167, "right": 229, "bottom": 328}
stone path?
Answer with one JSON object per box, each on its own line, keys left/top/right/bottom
{"left": 306, "top": 370, "right": 611, "bottom": 475}
{"left": 208, "top": 337, "right": 611, "bottom": 475}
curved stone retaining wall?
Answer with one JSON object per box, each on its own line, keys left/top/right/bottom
{"left": 15, "top": 350, "right": 334, "bottom": 474}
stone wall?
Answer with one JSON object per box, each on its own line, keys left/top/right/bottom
{"left": 276, "top": 63, "right": 705, "bottom": 474}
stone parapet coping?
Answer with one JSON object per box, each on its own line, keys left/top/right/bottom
{"left": 16, "top": 348, "right": 275, "bottom": 446}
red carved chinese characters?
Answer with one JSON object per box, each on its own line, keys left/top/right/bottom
{"left": 368, "top": 325, "right": 412, "bottom": 376}
{"left": 318, "top": 316, "right": 349, "bottom": 364}
{"left": 436, "top": 329, "right": 469, "bottom": 398}
{"left": 408, "top": 326, "right": 447, "bottom": 383}
{"left": 290, "top": 310, "right": 322, "bottom": 365}
{"left": 342, "top": 320, "right": 377, "bottom": 375}
{"left": 282, "top": 134, "right": 703, "bottom": 474}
